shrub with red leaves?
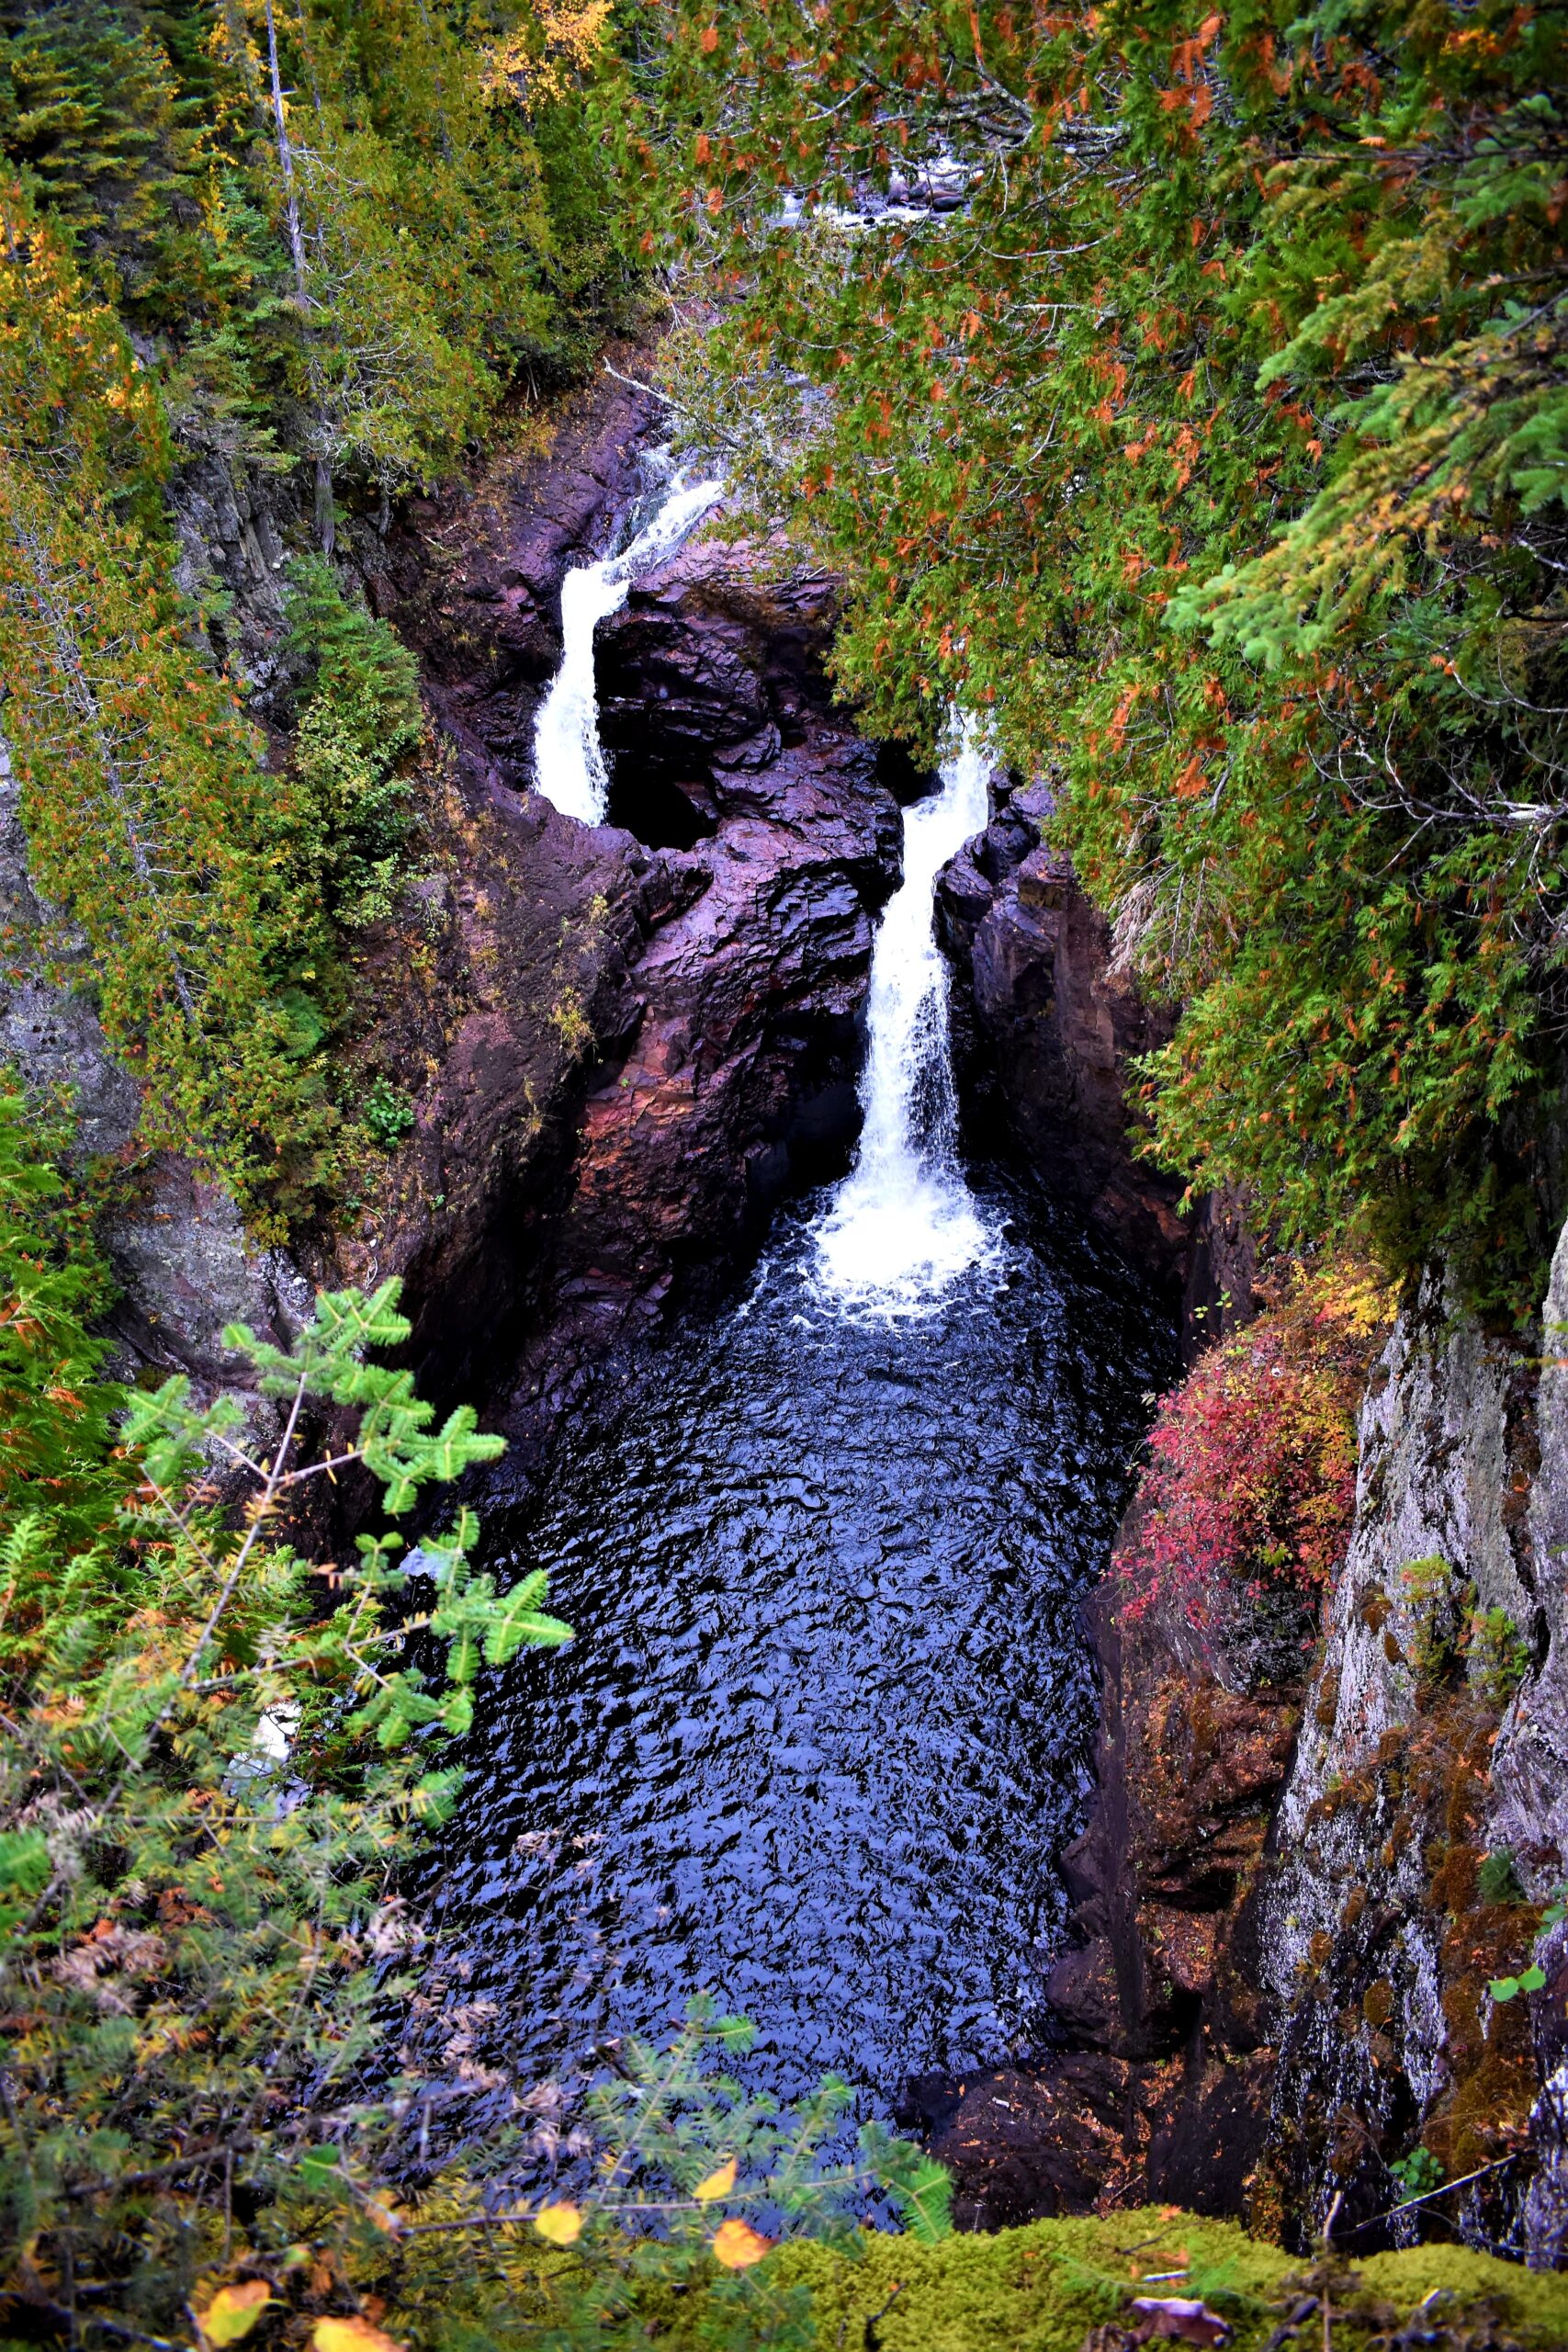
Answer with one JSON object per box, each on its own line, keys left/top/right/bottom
{"left": 1120, "top": 1264, "right": 1389, "bottom": 1632}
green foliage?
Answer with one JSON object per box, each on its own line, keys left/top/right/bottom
{"left": 0, "top": 2, "right": 651, "bottom": 1227}
{"left": 1477, "top": 1849, "right": 1525, "bottom": 1906}
{"left": 1470, "top": 1606, "right": 1533, "bottom": 1711}
{"left": 0, "top": 1081, "right": 131, "bottom": 1606}
{"left": 1400, "top": 1556, "right": 1461, "bottom": 1688}
{"left": 654, "top": 0, "right": 1568, "bottom": 1296}
{"left": 1493, "top": 1886, "right": 1567, "bottom": 2003}
{"left": 1390, "top": 2146, "right": 1446, "bottom": 2204}
{"left": 284, "top": 556, "right": 424, "bottom": 929}
{"left": 0, "top": 1153, "right": 545, "bottom": 2335}
{"left": 392, "top": 2006, "right": 952, "bottom": 2349}
{"left": 364, "top": 1073, "right": 416, "bottom": 1149}
{"left": 1489, "top": 1964, "right": 1547, "bottom": 2004}
{"left": 1, "top": 0, "right": 649, "bottom": 492}
{"left": 0, "top": 186, "right": 338, "bottom": 1215}
{"left": 0, "top": 2, "right": 194, "bottom": 316}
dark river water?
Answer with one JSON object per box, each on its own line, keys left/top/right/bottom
{"left": 425, "top": 1170, "right": 1173, "bottom": 2121}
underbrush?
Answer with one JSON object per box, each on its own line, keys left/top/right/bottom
{"left": 1119, "top": 1260, "right": 1392, "bottom": 1644}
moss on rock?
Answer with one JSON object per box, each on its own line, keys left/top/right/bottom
{"left": 764, "top": 2211, "right": 1568, "bottom": 2352}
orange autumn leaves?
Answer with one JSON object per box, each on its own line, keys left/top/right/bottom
{"left": 195, "top": 2294, "right": 405, "bottom": 2352}
{"left": 191, "top": 2172, "right": 775, "bottom": 2352}
{"left": 533, "top": 2154, "right": 773, "bottom": 2267}
{"left": 711, "top": 2218, "right": 774, "bottom": 2268}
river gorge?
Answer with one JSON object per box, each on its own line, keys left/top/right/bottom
{"left": 10, "top": 10, "right": 1568, "bottom": 2339}
{"left": 414, "top": 475, "right": 1176, "bottom": 2146}
{"left": 17, "top": 352, "right": 1567, "bottom": 2273}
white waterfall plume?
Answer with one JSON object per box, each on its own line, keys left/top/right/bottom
{"left": 531, "top": 461, "right": 724, "bottom": 826}
{"left": 811, "top": 713, "right": 997, "bottom": 1315}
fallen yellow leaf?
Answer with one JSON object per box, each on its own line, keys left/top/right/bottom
{"left": 312, "top": 2316, "right": 405, "bottom": 2352}
{"left": 534, "top": 2201, "right": 584, "bottom": 2245}
{"left": 694, "top": 2156, "right": 737, "bottom": 2202}
{"left": 196, "top": 2282, "right": 272, "bottom": 2347}
{"left": 711, "top": 2217, "right": 773, "bottom": 2270}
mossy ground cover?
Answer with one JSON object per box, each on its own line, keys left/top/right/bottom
{"left": 744, "top": 2213, "right": 1568, "bottom": 2351}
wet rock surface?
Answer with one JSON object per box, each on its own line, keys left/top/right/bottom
{"left": 919, "top": 1564, "right": 1305, "bottom": 2232}
{"left": 935, "top": 777, "right": 1187, "bottom": 1281}
{"left": 375, "top": 358, "right": 660, "bottom": 784}
{"left": 332, "top": 390, "right": 902, "bottom": 1442}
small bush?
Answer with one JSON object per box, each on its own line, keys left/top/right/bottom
{"left": 551, "top": 983, "right": 595, "bottom": 1061}
{"left": 364, "top": 1074, "right": 416, "bottom": 1148}
{"left": 1477, "top": 1849, "right": 1526, "bottom": 1905}
{"left": 1470, "top": 1606, "right": 1532, "bottom": 1711}
{"left": 1120, "top": 1259, "right": 1390, "bottom": 1633}
{"left": 1401, "top": 1555, "right": 1461, "bottom": 1688}
{"left": 1390, "top": 2147, "right": 1446, "bottom": 2203}
{"left": 284, "top": 559, "right": 424, "bottom": 932}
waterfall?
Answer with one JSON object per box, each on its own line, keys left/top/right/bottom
{"left": 532, "top": 459, "right": 724, "bottom": 826}
{"left": 811, "top": 714, "right": 996, "bottom": 1315}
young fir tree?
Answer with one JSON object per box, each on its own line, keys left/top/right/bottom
{"left": 0, "top": 1092, "right": 950, "bottom": 2352}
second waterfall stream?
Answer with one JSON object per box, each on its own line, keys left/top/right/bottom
{"left": 532, "top": 458, "right": 724, "bottom": 827}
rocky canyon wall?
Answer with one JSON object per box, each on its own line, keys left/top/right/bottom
{"left": 924, "top": 1222, "right": 1568, "bottom": 2267}
{"left": 7, "top": 361, "right": 1176, "bottom": 1477}
{"left": 9, "top": 365, "right": 890, "bottom": 1444}
{"left": 935, "top": 775, "right": 1189, "bottom": 1285}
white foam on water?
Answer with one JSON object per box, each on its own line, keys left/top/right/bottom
{"left": 531, "top": 463, "right": 725, "bottom": 826}
{"left": 810, "top": 714, "right": 998, "bottom": 1317}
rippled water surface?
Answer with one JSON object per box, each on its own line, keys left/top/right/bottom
{"left": 430, "top": 1177, "right": 1173, "bottom": 2114}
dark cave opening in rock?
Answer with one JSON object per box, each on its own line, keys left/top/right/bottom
{"left": 604, "top": 761, "right": 718, "bottom": 851}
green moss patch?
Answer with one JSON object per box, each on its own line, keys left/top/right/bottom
{"left": 761, "top": 2211, "right": 1568, "bottom": 2352}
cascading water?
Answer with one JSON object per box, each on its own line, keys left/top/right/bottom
{"left": 811, "top": 715, "right": 996, "bottom": 1313}
{"left": 423, "top": 557, "right": 1177, "bottom": 2152}
{"left": 532, "top": 458, "right": 724, "bottom": 826}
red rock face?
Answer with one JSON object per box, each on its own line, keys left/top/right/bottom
{"left": 331, "top": 379, "right": 901, "bottom": 1452}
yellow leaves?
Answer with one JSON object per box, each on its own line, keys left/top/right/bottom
{"left": 312, "top": 2318, "right": 404, "bottom": 2352}
{"left": 481, "top": 4, "right": 611, "bottom": 111}
{"left": 194, "top": 2283, "right": 272, "bottom": 2347}
{"left": 533, "top": 2200, "right": 584, "bottom": 2245}
{"left": 540, "top": 0, "right": 612, "bottom": 68}
{"left": 711, "top": 2217, "right": 773, "bottom": 2269}
{"left": 700, "top": 23, "right": 719, "bottom": 52}
{"left": 694, "top": 2155, "right": 737, "bottom": 2200}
